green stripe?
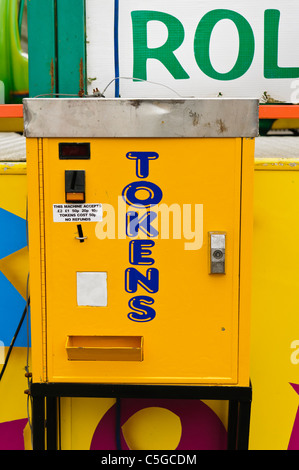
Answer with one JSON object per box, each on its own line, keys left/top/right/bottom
{"left": 57, "top": 0, "right": 86, "bottom": 96}
{"left": 27, "top": 0, "right": 86, "bottom": 98}
{"left": 27, "top": 0, "right": 56, "bottom": 97}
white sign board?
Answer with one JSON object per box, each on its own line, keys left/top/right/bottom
{"left": 53, "top": 204, "right": 102, "bottom": 223}
{"left": 86, "top": 0, "right": 299, "bottom": 102}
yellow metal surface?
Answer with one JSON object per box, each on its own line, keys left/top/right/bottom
{"left": 254, "top": 158, "right": 299, "bottom": 171}
{"left": 249, "top": 157, "right": 299, "bottom": 450}
{"left": 26, "top": 139, "right": 44, "bottom": 382}
{"left": 0, "top": 162, "right": 26, "bottom": 175}
{"left": 27, "top": 136, "right": 254, "bottom": 386}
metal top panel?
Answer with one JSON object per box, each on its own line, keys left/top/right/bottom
{"left": 23, "top": 98, "right": 259, "bottom": 138}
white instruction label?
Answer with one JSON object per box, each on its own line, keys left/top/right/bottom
{"left": 53, "top": 204, "right": 102, "bottom": 222}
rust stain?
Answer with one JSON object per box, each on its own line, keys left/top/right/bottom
{"left": 129, "top": 100, "right": 141, "bottom": 108}
{"left": 79, "top": 58, "right": 85, "bottom": 97}
{"left": 50, "top": 58, "right": 55, "bottom": 95}
{"left": 216, "top": 118, "right": 228, "bottom": 134}
{"left": 189, "top": 110, "right": 200, "bottom": 126}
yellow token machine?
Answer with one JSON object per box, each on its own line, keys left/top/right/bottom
{"left": 24, "top": 98, "right": 258, "bottom": 450}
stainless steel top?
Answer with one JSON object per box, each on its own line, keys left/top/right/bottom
{"left": 23, "top": 98, "right": 259, "bottom": 138}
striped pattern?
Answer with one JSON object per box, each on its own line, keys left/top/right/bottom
{"left": 255, "top": 135, "right": 299, "bottom": 159}
{"left": 0, "top": 132, "right": 26, "bottom": 161}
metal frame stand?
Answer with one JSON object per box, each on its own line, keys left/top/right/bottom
{"left": 30, "top": 382, "right": 252, "bottom": 450}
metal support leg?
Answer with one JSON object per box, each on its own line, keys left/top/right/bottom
{"left": 227, "top": 400, "right": 238, "bottom": 449}
{"left": 46, "top": 396, "right": 58, "bottom": 450}
{"left": 32, "top": 395, "right": 45, "bottom": 450}
{"left": 237, "top": 399, "right": 252, "bottom": 450}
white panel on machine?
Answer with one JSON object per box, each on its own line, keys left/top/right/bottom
{"left": 76, "top": 272, "right": 108, "bottom": 307}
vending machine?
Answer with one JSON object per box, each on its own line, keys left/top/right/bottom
{"left": 24, "top": 97, "right": 258, "bottom": 448}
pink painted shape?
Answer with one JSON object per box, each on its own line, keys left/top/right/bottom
{"left": 90, "top": 398, "right": 227, "bottom": 450}
{"left": 288, "top": 383, "right": 299, "bottom": 450}
{"left": 290, "top": 383, "right": 299, "bottom": 396}
{"left": 0, "top": 419, "right": 27, "bottom": 450}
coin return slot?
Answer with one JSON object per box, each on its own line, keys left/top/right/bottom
{"left": 66, "top": 335, "right": 144, "bottom": 361}
{"left": 65, "top": 170, "right": 85, "bottom": 203}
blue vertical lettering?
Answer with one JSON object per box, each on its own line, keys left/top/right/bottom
{"left": 122, "top": 181, "right": 163, "bottom": 208}
{"left": 125, "top": 267, "right": 159, "bottom": 293}
{"left": 128, "top": 296, "right": 156, "bottom": 322}
{"left": 129, "top": 240, "right": 155, "bottom": 265}
{"left": 126, "top": 152, "right": 159, "bottom": 178}
{"left": 126, "top": 211, "right": 158, "bottom": 238}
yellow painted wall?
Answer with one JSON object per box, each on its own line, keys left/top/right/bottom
{"left": 0, "top": 163, "right": 30, "bottom": 450}
{"left": 249, "top": 158, "right": 299, "bottom": 450}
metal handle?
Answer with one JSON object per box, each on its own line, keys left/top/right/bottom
{"left": 76, "top": 224, "right": 87, "bottom": 242}
{"left": 209, "top": 232, "right": 226, "bottom": 274}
